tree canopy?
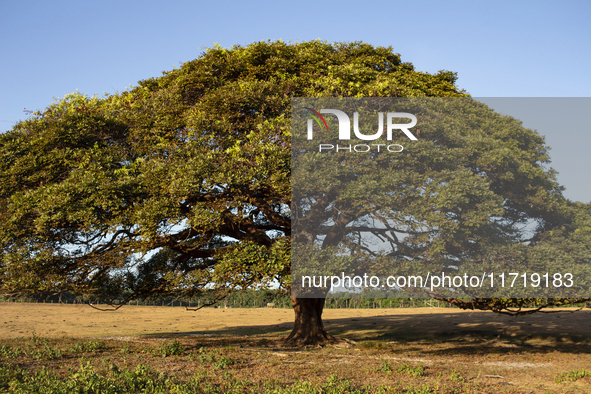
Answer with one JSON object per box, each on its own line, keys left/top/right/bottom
{"left": 0, "top": 41, "right": 462, "bottom": 303}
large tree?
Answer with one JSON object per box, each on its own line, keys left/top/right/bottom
{"left": 1, "top": 40, "right": 585, "bottom": 345}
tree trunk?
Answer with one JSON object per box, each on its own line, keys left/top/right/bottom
{"left": 284, "top": 297, "right": 334, "bottom": 346}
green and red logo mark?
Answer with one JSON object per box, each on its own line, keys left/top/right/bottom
{"left": 304, "top": 107, "right": 329, "bottom": 137}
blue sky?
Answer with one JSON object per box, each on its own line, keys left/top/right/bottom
{"left": 1, "top": 0, "right": 589, "bottom": 201}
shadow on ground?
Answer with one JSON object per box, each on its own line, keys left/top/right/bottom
{"left": 147, "top": 309, "right": 591, "bottom": 355}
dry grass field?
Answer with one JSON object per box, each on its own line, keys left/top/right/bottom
{"left": 1, "top": 303, "right": 590, "bottom": 393}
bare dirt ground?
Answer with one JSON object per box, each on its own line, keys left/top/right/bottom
{"left": 1, "top": 303, "right": 590, "bottom": 339}
{"left": 1, "top": 303, "right": 591, "bottom": 393}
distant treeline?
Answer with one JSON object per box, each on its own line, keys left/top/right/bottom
{"left": 1, "top": 289, "right": 448, "bottom": 308}
{"left": 2, "top": 290, "right": 589, "bottom": 309}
